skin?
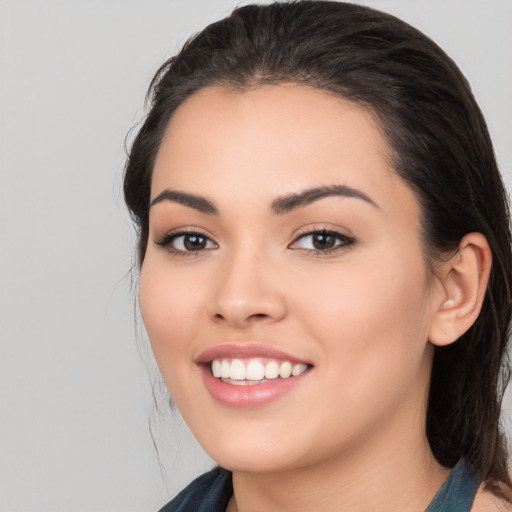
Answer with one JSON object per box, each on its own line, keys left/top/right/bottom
{"left": 140, "top": 84, "right": 496, "bottom": 511}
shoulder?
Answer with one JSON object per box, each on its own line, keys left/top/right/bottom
{"left": 158, "top": 466, "right": 233, "bottom": 512}
{"left": 472, "top": 485, "right": 512, "bottom": 512}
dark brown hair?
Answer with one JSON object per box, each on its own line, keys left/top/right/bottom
{"left": 124, "top": 0, "right": 512, "bottom": 497}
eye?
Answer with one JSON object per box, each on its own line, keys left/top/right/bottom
{"left": 155, "top": 231, "right": 217, "bottom": 255}
{"left": 290, "top": 229, "right": 355, "bottom": 255}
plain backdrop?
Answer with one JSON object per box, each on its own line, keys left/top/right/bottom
{"left": 1, "top": 1, "right": 511, "bottom": 511}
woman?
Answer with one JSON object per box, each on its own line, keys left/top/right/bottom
{"left": 124, "top": 2, "right": 512, "bottom": 510}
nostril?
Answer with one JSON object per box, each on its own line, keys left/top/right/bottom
{"left": 214, "top": 312, "right": 267, "bottom": 321}
{"left": 208, "top": 290, "right": 287, "bottom": 327}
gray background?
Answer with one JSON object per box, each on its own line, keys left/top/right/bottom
{"left": 1, "top": 1, "right": 511, "bottom": 511}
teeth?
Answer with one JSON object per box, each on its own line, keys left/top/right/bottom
{"left": 210, "top": 358, "right": 309, "bottom": 381}
{"left": 221, "top": 360, "right": 231, "bottom": 379}
{"left": 279, "top": 361, "right": 292, "bottom": 378}
{"left": 246, "top": 360, "right": 265, "bottom": 380}
{"left": 212, "top": 360, "right": 221, "bottom": 378}
{"left": 230, "top": 359, "right": 245, "bottom": 380}
{"left": 292, "top": 363, "right": 308, "bottom": 376}
{"left": 264, "top": 361, "right": 279, "bottom": 379}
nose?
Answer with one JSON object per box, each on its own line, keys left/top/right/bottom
{"left": 207, "top": 250, "right": 288, "bottom": 329}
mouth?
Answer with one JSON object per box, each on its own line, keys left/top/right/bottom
{"left": 196, "top": 344, "right": 313, "bottom": 407}
{"left": 210, "top": 357, "right": 310, "bottom": 385}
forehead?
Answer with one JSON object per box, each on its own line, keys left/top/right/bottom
{"left": 156, "top": 84, "right": 391, "bottom": 174}
{"left": 151, "top": 84, "right": 418, "bottom": 223}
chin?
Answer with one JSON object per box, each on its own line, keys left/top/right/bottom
{"left": 197, "top": 433, "right": 301, "bottom": 474}
{"left": 212, "top": 451, "right": 295, "bottom": 474}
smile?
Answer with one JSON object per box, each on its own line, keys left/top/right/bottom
{"left": 211, "top": 358, "right": 309, "bottom": 383}
{"left": 197, "top": 344, "right": 313, "bottom": 407}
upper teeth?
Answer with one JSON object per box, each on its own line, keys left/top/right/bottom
{"left": 211, "top": 359, "right": 308, "bottom": 381}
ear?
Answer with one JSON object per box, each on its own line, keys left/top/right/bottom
{"left": 429, "top": 232, "right": 492, "bottom": 347}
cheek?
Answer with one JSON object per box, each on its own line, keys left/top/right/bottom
{"left": 296, "top": 249, "right": 432, "bottom": 375}
{"left": 139, "top": 257, "right": 204, "bottom": 377}
{"left": 291, "top": 254, "right": 433, "bottom": 440}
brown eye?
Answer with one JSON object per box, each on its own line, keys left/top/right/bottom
{"left": 182, "top": 234, "right": 209, "bottom": 251}
{"left": 155, "top": 231, "right": 217, "bottom": 254}
{"left": 291, "top": 229, "right": 355, "bottom": 254}
{"left": 310, "top": 232, "right": 337, "bottom": 250}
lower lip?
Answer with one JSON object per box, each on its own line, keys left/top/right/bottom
{"left": 200, "top": 366, "right": 310, "bottom": 407}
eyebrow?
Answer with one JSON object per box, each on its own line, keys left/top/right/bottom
{"left": 270, "top": 184, "right": 379, "bottom": 214}
{"left": 150, "top": 189, "right": 218, "bottom": 214}
{"left": 149, "top": 184, "right": 378, "bottom": 215}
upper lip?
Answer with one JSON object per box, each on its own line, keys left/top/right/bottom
{"left": 195, "top": 343, "right": 311, "bottom": 365}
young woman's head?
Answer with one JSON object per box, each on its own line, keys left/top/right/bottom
{"left": 124, "top": 0, "right": 512, "bottom": 493}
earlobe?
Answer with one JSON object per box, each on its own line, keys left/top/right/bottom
{"left": 429, "top": 233, "right": 492, "bottom": 347}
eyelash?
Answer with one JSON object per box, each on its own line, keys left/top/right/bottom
{"left": 154, "top": 228, "right": 355, "bottom": 257}
{"left": 290, "top": 229, "right": 355, "bottom": 255}
{"left": 155, "top": 229, "right": 217, "bottom": 257}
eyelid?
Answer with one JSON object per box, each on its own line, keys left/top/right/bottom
{"left": 153, "top": 224, "right": 355, "bottom": 257}
{"left": 290, "top": 221, "right": 354, "bottom": 238}
{"left": 289, "top": 226, "right": 356, "bottom": 255}
{"left": 154, "top": 227, "right": 218, "bottom": 255}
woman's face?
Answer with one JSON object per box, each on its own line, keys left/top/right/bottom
{"left": 140, "top": 84, "right": 442, "bottom": 473}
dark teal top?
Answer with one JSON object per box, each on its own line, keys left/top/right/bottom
{"left": 427, "top": 459, "right": 480, "bottom": 511}
{"left": 160, "top": 459, "right": 479, "bottom": 512}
